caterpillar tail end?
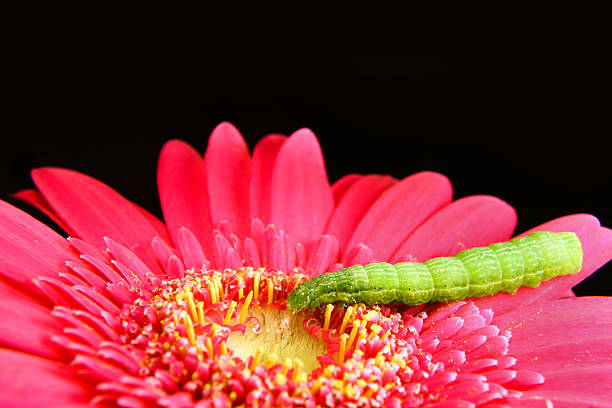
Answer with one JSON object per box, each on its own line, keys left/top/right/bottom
{"left": 286, "top": 284, "right": 311, "bottom": 313}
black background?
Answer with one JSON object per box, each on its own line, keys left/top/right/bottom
{"left": 3, "top": 22, "right": 610, "bottom": 296}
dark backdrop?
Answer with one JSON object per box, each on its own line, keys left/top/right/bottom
{"left": 3, "top": 32, "right": 610, "bottom": 296}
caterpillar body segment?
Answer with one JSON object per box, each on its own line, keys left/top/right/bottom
{"left": 286, "top": 231, "right": 583, "bottom": 312}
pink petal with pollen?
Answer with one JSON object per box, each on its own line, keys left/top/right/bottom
{"left": 250, "top": 134, "right": 286, "bottom": 223}
{"left": 31, "top": 168, "right": 162, "bottom": 275}
{"left": 270, "top": 129, "right": 334, "bottom": 249}
{"left": 0, "top": 348, "right": 91, "bottom": 407}
{"left": 390, "top": 195, "right": 517, "bottom": 263}
{"left": 331, "top": 174, "right": 362, "bottom": 204}
{"left": 0, "top": 200, "right": 83, "bottom": 284}
{"left": 474, "top": 214, "right": 611, "bottom": 315}
{"left": 0, "top": 282, "right": 65, "bottom": 359}
{"left": 205, "top": 122, "right": 252, "bottom": 239}
{"left": 326, "top": 174, "right": 397, "bottom": 256}
{"left": 12, "top": 189, "right": 74, "bottom": 235}
{"left": 344, "top": 171, "right": 453, "bottom": 263}
{"left": 493, "top": 297, "right": 612, "bottom": 407}
{"left": 157, "top": 140, "right": 214, "bottom": 259}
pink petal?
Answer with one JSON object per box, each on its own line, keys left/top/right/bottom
{"left": 0, "top": 200, "right": 82, "bottom": 284}
{"left": 130, "top": 201, "right": 172, "bottom": 245}
{"left": 31, "top": 168, "right": 162, "bottom": 274}
{"left": 249, "top": 134, "right": 286, "bottom": 223}
{"left": 474, "top": 214, "right": 610, "bottom": 315}
{"left": 493, "top": 297, "right": 612, "bottom": 407}
{"left": 0, "top": 281, "right": 65, "bottom": 359}
{"left": 157, "top": 139, "right": 214, "bottom": 259}
{"left": 344, "top": 171, "right": 453, "bottom": 262}
{"left": 270, "top": 128, "right": 334, "bottom": 249}
{"left": 390, "top": 195, "right": 517, "bottom": 262}
{"left": 12, "top": 189, "right": 74, "bottom": 235}
{"left": 0, "top": 348, "right": 90, "bottom": 406}
{"left": 326, "top": 175, "right": 397, "bottom": 256}
{"left": 204, "top": 122, "right": 252, "bottom": 238}
{"left": 331, "top": 174, "right": 362, "bottom": 204}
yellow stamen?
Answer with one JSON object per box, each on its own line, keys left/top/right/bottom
{"left": 219, "top": 341, "right": 228, "bottom": 356}
{"left": 253, "top": 270, "right": 260, "bottom": 299}
{"left": 215, "top": 276, "right": 225, "bottom": 301}
{"left": 339, "top": 306, "right": 354, "bottom": 334}
{"left": 223, "top": 300, "right": 237, "bottom": 325}
{"left": 267, "top": 278, "right": 274, "bottom": 304}
{"left": 292, "top": 358, "right": 303, "bottom": 381}
{"left": 250, "top": 346, "right": 263, "bottom": 371}
{"left": 197, "top": 301, "right": 205, "bottom": 325}
{"left": 293, "top": 275, "right": 304, "bottom": 289}
{"left": 346, "top": 320, "right": 361, "bottom": 350}
{"left": 311, "top": 378, "right": 324, "bottom": 393}
{"left": 382, "top": 328, "right": 391, "bottom": 342}
{"left": 208, "top": 280, "right": 217, "bottom": 304}
{"left": 265, "top": 345, "right": 278, "bottom": 367}
{"left": 210, "top": 323, "right": 219, "bottom": 338}
{"left": 239, "top": 291, "right": 253, "bottom": 324}
{"left": 338, "top": 333, "right": 349, "bottom": 364}
{"left": 355, "top": 328, "right": 367, "bottom": 351}
{"left": 172, "top": 314, "right": 179, "bottom": 327}
{"left": 205, "top": 337, "right": 214, "bottom": 359}
{"left": 368, "top": 324, "right": 382, "bottom": 341}
{"left": 323, "top": 304, "right": 334, "bottom": 330}
{"left": 238, "top": 277, "right": 244, "bottom": 300}
{"left": 183, "top": 313, "right": 196, "bottom": 346}
{"left": 185, "top": 290, "right": 197, "bottom": 322}
{"left": 274, "top": 373, "right": 287, "bottom": 386}
{"left": 282, "top": 358, "right": 292, "bottom": 376}
{"left": 345, "top": 383, "right": 357, "bottom": 399}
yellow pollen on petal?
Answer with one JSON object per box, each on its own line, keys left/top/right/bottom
{"left": 339, "top": 306, "right": 354, "bottom": 334}
{"left": 239, "top": 291, "right": 253, "bottom": 324}
{"left": 323, "top": 304, "right": 334, "bottom": 330}
{"left": 224, "top": 300, "right": 237, "bottom": 325}
{"left": 346, "top": 320, "right": 361, "bottom": 351}
{"left": 338, "top": 333, "right": 349, "bottom": 364}
{"left": 267, "top": 278, "right": 274, "bottom": 304}
{"left": 253, "top": 270, "right": 260, "bottom": 300}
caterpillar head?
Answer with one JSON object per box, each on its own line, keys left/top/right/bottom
{"left": 286, "top": 284, "right": 312, "bottom": 313}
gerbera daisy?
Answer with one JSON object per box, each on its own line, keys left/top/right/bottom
{"left": 1, "top": 122, "right": 611, "bottom": 407}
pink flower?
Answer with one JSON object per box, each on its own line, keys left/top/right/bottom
{"left": 1, "top": 122, "right": 611, "bottom": 407}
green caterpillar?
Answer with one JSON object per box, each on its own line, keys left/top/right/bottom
{"left": 287, "top": 231, "right": 582, "bottom": 313}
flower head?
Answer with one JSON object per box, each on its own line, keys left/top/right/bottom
{"left": 1, "top": 122, "right": 611, "bottom": 407}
